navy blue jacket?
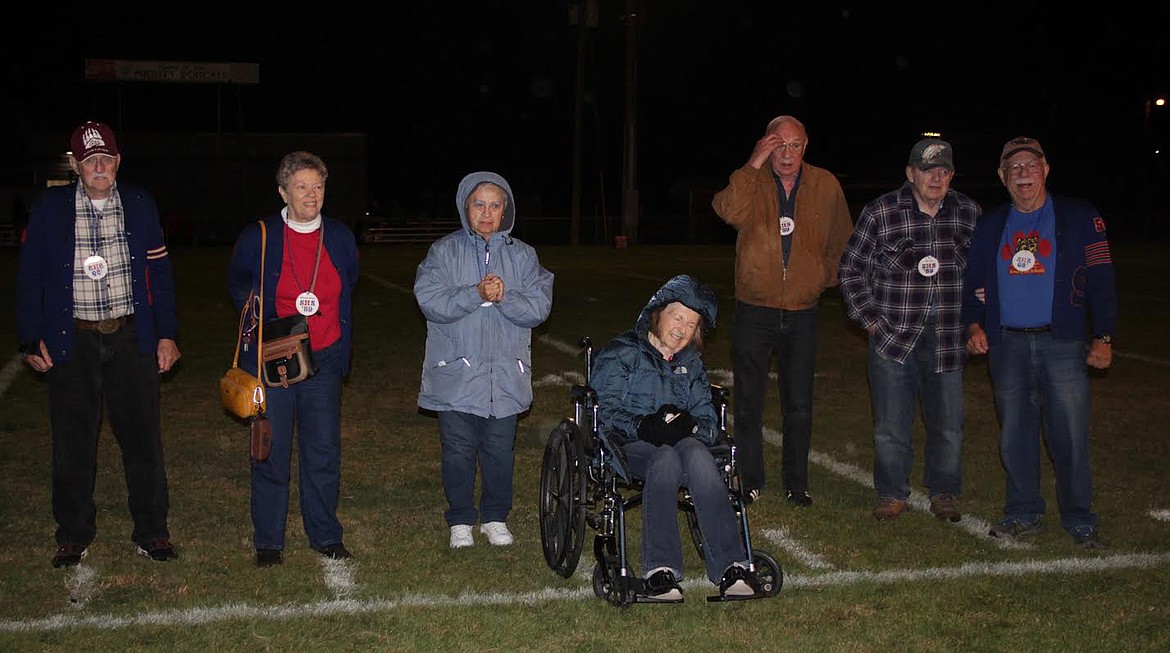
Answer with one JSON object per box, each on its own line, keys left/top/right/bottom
{"left": 16, "top": 182, "right": 178, "bottom": 362}
{"left": 591, "top": 274, "right": 721, "bottom": 453}
{"left": 227, "top": 214, "right": 359, "bottom": 376}
{"left": 961, "top": 194, "right": 1118, "bottom": 343}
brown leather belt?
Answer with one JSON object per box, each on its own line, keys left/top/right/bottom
{"left": 74, "top": 315, "right": 135, "bottom": 335}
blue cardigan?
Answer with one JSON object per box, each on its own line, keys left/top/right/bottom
{"left": 960, "top": 194, "right": 1118, "bottom": 344}
{"left": 16, "top": 182, "right": 179, "bottom": 362}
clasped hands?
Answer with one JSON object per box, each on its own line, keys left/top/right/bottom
{"left": 477, "top": 274, "right": 504, "bottom": 303}
{"left": 636, "top": 404, "right": 697, "bottom": 447}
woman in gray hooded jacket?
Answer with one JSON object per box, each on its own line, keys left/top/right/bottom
{"left": 590, "top": 274, "right": 757, "bottom": 602}
{"left": 414, "top": 171, "right": 554, "bottom": 549}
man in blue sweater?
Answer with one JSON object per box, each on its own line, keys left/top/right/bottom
{"left": 16, "top": 121, "right": 181, "bottom": 567}
{"left": 961, "top": 136, "right": 1117, "bottom": 549}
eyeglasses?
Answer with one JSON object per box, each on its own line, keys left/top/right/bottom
{"left": 1003, "top": 161, "right": 1043, "bottom": 176}
{"left": 775, "top": 141, "right": 805, "bottom": 152}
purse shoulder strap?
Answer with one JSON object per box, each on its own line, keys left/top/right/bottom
{"left": 231, "top": 220, "right": 267, "bottom": 369}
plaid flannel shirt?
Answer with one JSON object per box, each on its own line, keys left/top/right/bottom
{"left": 839, "top": 183, "right": 980, "bottom": 371}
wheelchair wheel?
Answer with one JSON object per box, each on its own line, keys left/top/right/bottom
{"left": 592, "top": 561, "right": 633, "bottom": 608}
{"left": 751, "top": 550, "right": 783, "bottom": 597}
{"left": 539, "top": 419, "right": 587, "bottom": 578}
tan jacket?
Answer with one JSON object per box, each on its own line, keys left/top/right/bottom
{"left": 712, "top": 162, "right": 853, "bottom": 310}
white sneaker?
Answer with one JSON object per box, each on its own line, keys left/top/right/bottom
{"left": 479, "top": 521, "right": 514, "bottom": 546}
{"left": 449, "top": 524, "right": 474, "bottom": 548}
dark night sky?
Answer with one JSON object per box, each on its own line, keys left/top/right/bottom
{"left": 4, "top": 2, "right": 1169, "bottom": 232}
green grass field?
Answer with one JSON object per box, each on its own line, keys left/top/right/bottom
{"left": 1, "top": 240, "right": 1168, "bottom": 652}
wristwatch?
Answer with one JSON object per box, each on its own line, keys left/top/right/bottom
{"left": 1095, "top": 334, "right": 1113, "bottom": 345}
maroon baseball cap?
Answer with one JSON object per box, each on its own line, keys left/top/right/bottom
{"left": 70, "top": 121, "right": 120, "bottom": 162}
{"left": 1000, "top": 136, "right": 1044, "bottom": 161}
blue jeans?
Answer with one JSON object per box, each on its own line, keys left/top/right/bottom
{"left": 731, "top": 301, "right": 819, "bottom": 494}
{"left": 47, "top": 323, "right": 171, "bottom": 548}
{"left": 252, "top": 341, "right": 345, "bottom": 551}
{"left": 868, "top": 326, "right": 964, "bottom": 501}
{"left": 437, "top": 411, "right": 517, "bottom": 526}
{"left": 988, "top": 332, "right": 1096, "bottom": 533}
{"left": 623, "top": 438, "right": 747, "bottom": 584}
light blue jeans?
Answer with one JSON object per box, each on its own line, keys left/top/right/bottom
{"left": 868, "top": 325, "right": 965, "bottom": 501}
{"left": 988, "top": 332, "right": 1096, "bottom": 533}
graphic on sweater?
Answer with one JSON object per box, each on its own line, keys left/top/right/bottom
{"left": 1000, "top": 230, "right": 1050, "bottom": 275}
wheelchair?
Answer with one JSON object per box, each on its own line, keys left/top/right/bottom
{"left": 539, "top": 337, "right": 783, "bottom": 607}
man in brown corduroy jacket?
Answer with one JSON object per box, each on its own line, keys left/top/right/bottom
{"left": 712, "top": 114, "right": 853, "bottom": 508}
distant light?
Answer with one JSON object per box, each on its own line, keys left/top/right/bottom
{"left": 921, "top": 131, "right": 941, "bottom": 138}
{"left": 1157, "top": 98, "right": 1167, "bottom": 107}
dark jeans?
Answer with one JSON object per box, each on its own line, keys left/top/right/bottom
{"left": 868, "top": 324, "right": 964, "bottom": 501}
{"left": 988, "top": 332, "right": 1096, "bottom": 533}
{"left": 437, "top": 411, "right": 517, "bottom": 526}
{"left": 252, "top": 341, "right": 346, "bottom": 551}
{"left": 47, "top": 324, "right": 170, "bottom": 548}
{"left": 731, "top": 301, "right": 819, "bottom": 494}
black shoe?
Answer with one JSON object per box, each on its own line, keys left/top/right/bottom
{"left": 256, "top": 548, "right": 284, "bottom": 567}
{"left": 1072, "top": 526, "right": 1108, "bottom": 550}
{"left": 785, "top": 490, "right": 813, "bottom": 507}
{"left": 52, "top": 543, "right": 88, "bottom": 568}
{"left": 641, "top": 570, "right": 684, "bottom": 603}
{"left": 718, "top": 565, "right": 759, "bottom": 599}
{"left": 136, "top": 538, "right": 178, "bottom": 562}
{"left": 315, "top": 542, "right": 352, "bottom": 560}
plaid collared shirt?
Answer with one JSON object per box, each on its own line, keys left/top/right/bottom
{"left": 72, "top": 184, "right": 134, "bottom": 321}
{"left": 839, "top": 183, "right": 981, "bottom": 371}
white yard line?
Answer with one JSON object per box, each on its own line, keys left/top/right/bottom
{"left": 759, "top": 527, "right": 836, "bottom": 569}
{"left": 1149, "top": 509, "right": 1170, "bottom": 522}
{"left": 64, "top": 565, "right": 99, "bottom": 608}
{"left": 321, "top": 558, "right": 357, "bottom": 600}
{"left": 6, "top": 553, "right": 1167, "bottom": 633}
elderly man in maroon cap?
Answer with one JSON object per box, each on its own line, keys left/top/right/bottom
{"left": 16, "top": 121, "right": 182, "bottom": 567}
{"left": 961, "top": 136, "right": 1117, "bottom": 550}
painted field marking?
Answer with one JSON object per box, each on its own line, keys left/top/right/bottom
{"left": 759, "top": 527, "right": 836, "bottom": 569}
{"left": 64, "top": 565, "right": 98, "bottom": 608}
{"left": 321, "top": 558, "right": 357, "bottom": 600}
{"left": 1150, "top": 509, "right": 1170, "bottom": 522}
{"left": 6, "top": 552, "right": 1167, "bottom": 634}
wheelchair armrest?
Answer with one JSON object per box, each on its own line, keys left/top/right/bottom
{"left": 710, "top": 384, "right": 728, "bottom": 404}
{"left": 569, "top": 385, "right": 596, "bottom": 404}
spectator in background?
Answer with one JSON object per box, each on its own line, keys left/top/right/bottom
{"left": 711, "top": 115, "right": 854, "bottom": 507}
{"left": 414, "top": 171, "right": 554, "bottom": 549}
{"left": 16, "top": 121, "right": 181, "bottom": 567}
{"left": 962, "top": 137, "right": 1117, "bottom": 549}
{"left": 839, "top": 138, "right": 981, "bottom": 522}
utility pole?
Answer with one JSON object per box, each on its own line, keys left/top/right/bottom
{"left": 569, "top": 0, "right": 597, "bottom": 246}
{"left": 619, "top": 0, "right": 640, "bottom": 245}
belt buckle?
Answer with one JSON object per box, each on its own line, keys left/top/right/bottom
{"left": 96, "top": 318, "right": 121, "bottom": 335}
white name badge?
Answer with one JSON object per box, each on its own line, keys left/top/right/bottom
{"left": 1012, "top": 250, "right": 1036, "bottom": 272}
{"left": 917, "top": 255, "right": 940, "bottom": 277}
{"left": 779, "top": 216, "right": 795, "bottom": 236}
{"left": 83, "top": 255, "right": 108, "bottom": 280}
{"left": 296, "top": 291, "right": 320, "bottom": 316}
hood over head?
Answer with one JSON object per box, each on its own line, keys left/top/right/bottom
{"left": 455, "top": 171, "right": 516, "bottom": 236}
{"left": 635, "top": 274, "right": 718, "bottom": 335}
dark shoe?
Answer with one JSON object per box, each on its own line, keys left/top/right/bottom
{"left": 52, "top": 543, "right": 88, "bottom": 568}
{"left": 641, "top": 569, "right": 683, "bottom": 603}
{"left": 256, "top": 548, "right": 284, "bottom": 567}
{"left": 137, "top": 538, "right": 178, "bottom": 562}
{"left": 785, "top": 490, "right": 813, "bottom": 507}
{"left": 929, "top": 494, "right": 962, "bottom": 522}
{"left": 989, "top": 517, "right": 1043, "bottom": 539}
{"left": 315, "top": 542, "right": 352, "bottom": 560}
{"left": 718, "top": 565, "right": 759, "bottom": 599}
{"left": 873, "top": 498, "right": 909, "bottom": 521}
{"left": 1071, "top": 526, "right": 1108, "bottom": 550}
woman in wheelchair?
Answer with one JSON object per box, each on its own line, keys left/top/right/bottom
{"left": 589, "top": 274, "right": 761, "bottom": 602}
